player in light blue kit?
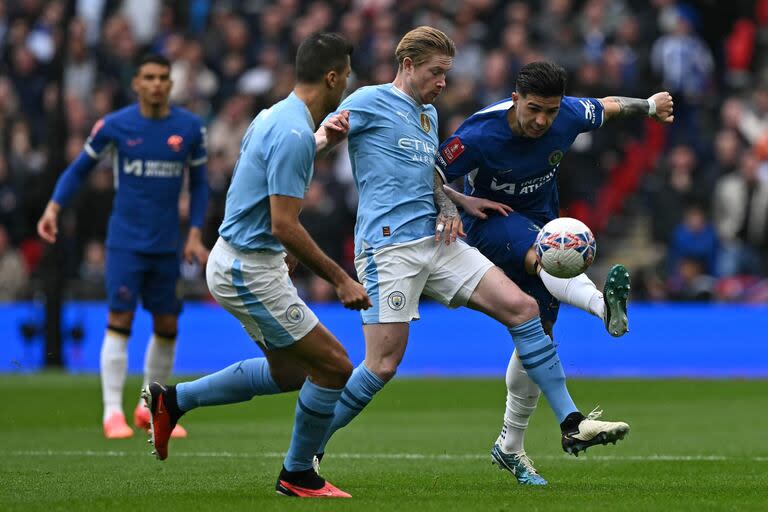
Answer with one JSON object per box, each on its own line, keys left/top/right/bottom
{"left": 141, "top": 33, "right": 370, "bottom": 498}
{"left": 314, "top": 27, "right": 630, "bottom": 478}
{"left": 436, "top": 61, "right": 674, "bottom": 484}
{"left": 37, "top": 54, "right": 209, "bottom": 440}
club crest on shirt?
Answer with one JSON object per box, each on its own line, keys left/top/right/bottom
{"left": 420, "top": 113, "right": 431, "bottom": 133}
{"left": 548, "top": 150, "right": 564, "bottom": 166}
{"left": 167, "top": 134, "right": 184, "bottom": 152}
{"left": 387, "top": 291, "right": 406, "bottom": 311}
{"left": 285, "top": 304, "right": 306, "bottom": 324}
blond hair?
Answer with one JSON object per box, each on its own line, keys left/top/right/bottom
{"left": 395, "top": 26, "right": 455, "bottom": 67}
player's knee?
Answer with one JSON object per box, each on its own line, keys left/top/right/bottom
{"left": 503, "top": 293, "right": 539, "bottom": 326}
{"left": 108, "top": 311, "right": 133, "bottom": 330}
{"left": 366, "top": 360, "right": 397, "bottom": 383}
{"left": 270, "top": 365, "right": 306, "bottom": 392}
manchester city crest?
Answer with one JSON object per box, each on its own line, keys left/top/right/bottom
{"left": 285, "top": 304, "right": 306, "bottom": 324}
{"left": 420, "top": 113, "right": 431, "bottom": 133}
{"left": 387, "top": 291, "right": 406, "bottom": 311}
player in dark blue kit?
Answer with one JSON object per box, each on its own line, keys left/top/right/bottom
{"left": 435, "top": 61, "right": 674, "bottom": 485}
{"left": 37, "top": 54, "right": 209, "bottom": 439}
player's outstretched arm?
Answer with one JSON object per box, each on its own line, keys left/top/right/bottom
{"left": 599, "top": 92, "right": 674, "bottom": 123}
{"left": 270, "top": 194, "right": 370, "bottom": 310}
{"left": 440, "top": 184, "right": 513, "bottom": 220}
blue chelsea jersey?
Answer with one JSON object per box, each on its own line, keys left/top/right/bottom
{"left": 334, "top": 84, "right": 439, "bottom": 254}
{"left": 435, "top": 96, "right": 604, "bottom": 225}
{"left": 219, "top": 92, "right": 316, "bottom": 253}
{"left": 84, "top": 104, "right": 207, "bottom": 253}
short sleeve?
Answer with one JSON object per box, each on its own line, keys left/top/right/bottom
{"left": 328, "top": 88, "right": 373, "bottom": 136}
{"left": 265, "top": 128, "right": 316, "bottom": 198}
{"left": 435, "top": 133, "right": 482, "bottom": 183}
{"left": 570, "top": 97, "right": 605, "bottom": 133}
{"left": 83, "top": 117, "right": 113, "bottom": 158}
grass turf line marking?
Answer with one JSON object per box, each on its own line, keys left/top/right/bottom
{"left": 7, "top": 450, "right": 766, "bottom": 462}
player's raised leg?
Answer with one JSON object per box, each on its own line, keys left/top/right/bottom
{"left": 527, "top": 247, "right": 631, "bottom": 337}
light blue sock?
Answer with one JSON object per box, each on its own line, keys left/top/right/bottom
{"left": 176, "top": 358, "right": 281, "bottom": 412}
{"left": 317, "top": 363, "right": 385, "bottom": 453}
{"left": 283, "top": 379, "right": 342, "bottom": 471}
{"left": 509, "top": 318, "right": 578, "bottom": 423}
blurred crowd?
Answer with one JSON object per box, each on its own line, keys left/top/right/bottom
{"left": 0, "top": 0, "right": 766, "bottom": 304}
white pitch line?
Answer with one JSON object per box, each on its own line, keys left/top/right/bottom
{"left": 6, "top": 450, "right": 766, "bottom": 462}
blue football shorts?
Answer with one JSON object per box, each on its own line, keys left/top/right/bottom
{"left": 105, "top": 248, "right": 182, "bottom": 315}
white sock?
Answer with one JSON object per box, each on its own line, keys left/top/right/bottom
{"left": 101, "top": 330, "right": 128, "bottom": 422}
{"left": 139, "top": 334, "right": 177, "bottom": 406}
{"left": 498, "top": 351, "right": 541, "bottom": 454}
{"left": 539, "top": 270, "right": 605, "bottom": 320}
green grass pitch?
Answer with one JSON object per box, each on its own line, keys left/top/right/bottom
{"left": 1, "top": 374, "right": 766, "bottom": 511}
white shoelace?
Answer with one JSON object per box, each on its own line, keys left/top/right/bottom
{"left": 586, "top": 406, "right": 603, "bottom": 421}
{"left": 514, "top": 452, "right": 540, "bottom": 475}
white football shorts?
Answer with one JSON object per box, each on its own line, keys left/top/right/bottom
{"left": 355, "top": 236, "right": 494, "bottom": 324}
{"left": 206, "top": 237, "right": 319, "bottom": 349}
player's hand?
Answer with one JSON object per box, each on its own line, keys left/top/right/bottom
{"left": 284, "top": 252, "right": 299, "bottom": 275}
{"left": 322, "top": 110, "right": 350, "bottom": 148}
{"left": 183, "top": 228, "right": 209, "bottom": 266}
{"left": 442, "top": 185, "right": 512, "bottom": 219}
{"left": 435, "top": 209, "right": 465, "bottom": 246}
{"left": 37, "top": 202, "right": 60, "bottom": 244}
{"left": 335, "top": 277, "right": 371, "bottom": 310}
{"left": 649, "top": 91, "right": 674, "bottom": 123}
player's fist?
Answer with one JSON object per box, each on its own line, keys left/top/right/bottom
{"left": 335, "top": 277, "right": 371, "bottom": 310}
{"left": 322, "top": 110, "right": 350, "bottom": 147}
{"left": 649, "top": 91, "right": 674, "bottom": 123}
{"left": 37, "top": 202, "right": 60, "bottom": 244}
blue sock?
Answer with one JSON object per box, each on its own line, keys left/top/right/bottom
{"left": 176, "top": 358, "right": 281, "bottom": 412}
{"left": 317, "top": 363, "right": 385, "bottom": 453}
{"left": 508, "top": 318, "right": 578, "bottom": 423}
{"left": 283, "top": 379, "right": 342, "bottom": 471}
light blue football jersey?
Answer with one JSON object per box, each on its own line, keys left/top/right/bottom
{"left": 219, "top": 92, "right": 316, "bottom": 252}
{"left": 338, "top": 84, "right": 439, "bottom": 253}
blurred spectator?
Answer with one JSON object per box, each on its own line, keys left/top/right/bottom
{"left": 207, "top": 94, "right": 252, "bottom": 168}
{"left": 648, "top": 144, "right": 705, "bottom": 244}
{"left": 0, "top": 224, "right": 28, "bottom": 300}
{"left": 712, "top": 151, "right": 768, "bottom": 277}
{"left": 667, "top": 204, "right": 718, "bottom": 278}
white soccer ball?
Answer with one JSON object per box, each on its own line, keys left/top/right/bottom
{"left": 535, "top": 217, "right": 596, "bottom": 278}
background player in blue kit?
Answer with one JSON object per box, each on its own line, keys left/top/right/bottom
{"left": 313, "top": 28, "right": 630, "bottom": 477}
{"left": 142, "top": 33, "right": 369, "bottom": 498}
{"left": 435, "top": 61, "right": 674, "bottom": 485}
{"left": 36, "top": 54, "right": 209, "bottom": 439}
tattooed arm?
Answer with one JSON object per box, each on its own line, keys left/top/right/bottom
{"left": 599, "top": 92, "right": 674, "bottom": 123}
{"left": 433, "top": 169, "right": 465, "bottom": 245}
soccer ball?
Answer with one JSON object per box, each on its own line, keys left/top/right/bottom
{"left": 535, "top": 217, "right": 596, "bottom": 278}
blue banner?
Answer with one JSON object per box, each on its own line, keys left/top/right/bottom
{"left": 1, "top": 302, "right": 766, "bottom": 377}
